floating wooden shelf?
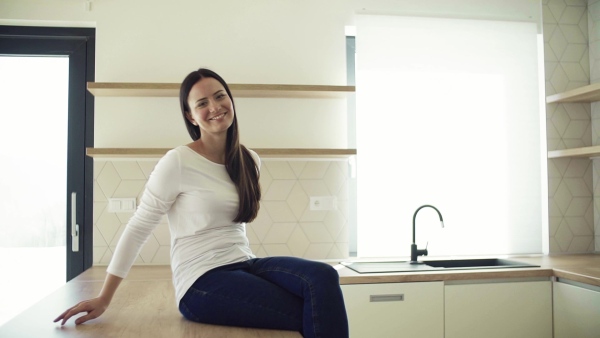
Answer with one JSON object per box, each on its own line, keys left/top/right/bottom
{"left": 546, "top": 83, "right": 600, "bottom": 103}
{"left": 86, "top": 148, "right": 357, "bottom": 159}
{"left": 548, "top": 146, "right": 600, "bottom": 159}
{"left": 545, "top": 84, "right": 600, "bottom": 159}
{"left": 87, "top": 82, "right": 355, "bottom": 98}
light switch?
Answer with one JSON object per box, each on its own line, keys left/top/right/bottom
{"left": 108, "top": 199, "right": 121, "bottom": 212}
{"left": 107, "top": 198, "right": 137, "bottom": 213}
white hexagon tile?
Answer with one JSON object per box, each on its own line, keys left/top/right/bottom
{"left": 93, "top": 158, "right": 351, "bottom": 266}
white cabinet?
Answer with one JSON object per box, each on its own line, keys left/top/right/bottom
{"left": 341, "top": 282, "right": 444, "bottom": 338}
{"left": 553, "top": 280, "right": 600, "bottom": 338}
{"left": 444, "top": 280, "right": 552, "bottom": 338}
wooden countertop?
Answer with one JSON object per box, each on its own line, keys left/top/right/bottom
{"left": 0, "top": 254, "right": 598, "bottom": 337}
{"left": 0, "top": 267, "right": 301, "bottom": 338}
{"left": 337, "top": 254, "right": 600, "bottom": 287}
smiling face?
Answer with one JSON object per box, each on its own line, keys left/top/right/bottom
{"left": 185, "top": 77, "right": 235, "bottom": 138}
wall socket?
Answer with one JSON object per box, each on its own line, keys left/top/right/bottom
{"left": 310, "top": 196, "right": 337, "bottom": 211}
{"left": 107, "top": 198, "right": 137, "bottom": 213}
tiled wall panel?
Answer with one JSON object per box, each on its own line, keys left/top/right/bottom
{"left": 93, "top": 159, "right": 350, "bottom": 265}
{"left": 545, "top": 0, "right": 595, "bottom": 253}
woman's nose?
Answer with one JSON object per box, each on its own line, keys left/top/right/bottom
{"left": 208, "top": 101, "right": 220, "bottom": 112}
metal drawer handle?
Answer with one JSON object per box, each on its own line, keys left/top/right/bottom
{"left": 370, "top": 294, "right": 404, "bottom": 302}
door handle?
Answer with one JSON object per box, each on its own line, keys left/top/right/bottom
{"left": 71, "top": 192, "right": 79, "bottom": 252}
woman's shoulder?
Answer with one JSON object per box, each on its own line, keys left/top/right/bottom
{"left": 161, "top": 146, "right": 186, "bottom": 161}
{"left": 152, "top": 146, "right": 190, "bottom": 170}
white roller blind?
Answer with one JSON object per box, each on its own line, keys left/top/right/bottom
{"left": 356, "top": 15, "right": 545, "bottom": 257}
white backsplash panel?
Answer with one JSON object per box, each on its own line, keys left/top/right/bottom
{"left": 92, "top": 158, "right": 350, "bottom": 266}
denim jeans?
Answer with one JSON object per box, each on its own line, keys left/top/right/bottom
{"left": 178, "top": 256, "right": 349, "bottom": 338}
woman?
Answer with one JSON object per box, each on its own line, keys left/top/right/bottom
{"left": 54, "top": 68, "right": 349, "bottom": 338}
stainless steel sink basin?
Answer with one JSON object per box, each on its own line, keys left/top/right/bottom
{"left": 341, "top": 258, "right": 539, "bottom": 274}
{"left": 423, "top": 258, "right": 538, "bottom": 269}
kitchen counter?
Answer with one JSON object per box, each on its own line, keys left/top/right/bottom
{"left": 0, "top": 253, "right": 598, "bottom": 337}
{"left": 0, "top": 266, "right": 302, "bottom": 338}
{"left": 337, "top": 254, "right": 600, "bottom": 287}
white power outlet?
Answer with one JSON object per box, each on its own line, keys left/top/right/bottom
{"left": 310, "top": 196, "right": 337, "bottom": 211}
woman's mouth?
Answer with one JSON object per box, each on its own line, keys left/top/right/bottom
{"left": 209, "top": 112, "right": 226, "bottom": 120}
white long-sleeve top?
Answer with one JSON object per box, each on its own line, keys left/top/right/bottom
{"left": 107, "top": 145, "right": 257, "bottom": 304}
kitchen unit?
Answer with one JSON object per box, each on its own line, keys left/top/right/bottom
{"left": 341, "top": 277, "right": 552, "bottom": 338}
{"left": 553, "top": 280, "right": 600, "bottom": 338}
{"left": 341, "top": 281, "right": 444, "bottom": 337}
{"left": 444, "top": 280, "right": 552, "bottom": 338}
{"left": 0, "top": 254, "right": 598, "bottom": 337}
{"left": 337, "top": 254, "right": 600, "bottom": 338}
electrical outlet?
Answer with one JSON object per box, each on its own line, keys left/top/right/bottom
{"left": 310, "top": 196, "right": 337, "bottom": 211}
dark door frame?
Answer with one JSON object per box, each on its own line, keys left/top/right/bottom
{"left": 0, "top": 25, "right": 95, "bottom": 281}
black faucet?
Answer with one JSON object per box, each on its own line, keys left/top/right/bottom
{"left": 410, "top": 205, "right": 444, "bottom": 264}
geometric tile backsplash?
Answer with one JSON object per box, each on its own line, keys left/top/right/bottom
{"left": 545, "top": 0, "right": 596, "bottom": 253}
{"left": 93, "top": 158, "right": 350, "bottom": 266}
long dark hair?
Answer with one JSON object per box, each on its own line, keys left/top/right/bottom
{"left": 179, "top": 68, "right": 261, "bottom": 223}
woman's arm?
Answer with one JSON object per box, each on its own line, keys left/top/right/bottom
{"left": 54, "top": 149, "right": 180, "bottom": 325}
{"left": 54, "top": 273, "right": 123, "bottom": 325}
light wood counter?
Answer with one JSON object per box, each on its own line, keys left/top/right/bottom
{"left": 1, "top": 254, "right": 598, "bottom": 337}
{"left": 0, "top": 267, "right": 301, "bottom": 338}
{"left": 337, "top": 254, "right": 600, "bottom": 287}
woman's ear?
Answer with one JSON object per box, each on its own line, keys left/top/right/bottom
{"left": 185, "top": 112, "right": 197, "bottom": 126}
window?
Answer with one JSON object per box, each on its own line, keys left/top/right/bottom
{"left": 355, "top": 15, "right": 546, "bottom": 257}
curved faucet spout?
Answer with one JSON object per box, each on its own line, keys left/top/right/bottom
{"left": 411, "top": 204, "right": 444, "bottom": 263}
{"left": 412, "top": 205, "right": 444, "bottom": 244}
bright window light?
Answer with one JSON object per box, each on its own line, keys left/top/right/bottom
{"left": 356, "top": 15, "right": 545, "bottom": 257}
{"left": 0, "top": 55, "right": 68, "bottom": 325}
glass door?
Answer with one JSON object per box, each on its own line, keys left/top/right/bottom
{"left": 0, "top": 25, "right": 95, "bottom": 325}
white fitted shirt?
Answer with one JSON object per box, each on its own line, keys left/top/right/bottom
{"left": 107, "top": 145, "right": 258, "bottom": 304}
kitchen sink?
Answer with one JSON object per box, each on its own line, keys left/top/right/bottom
{"left": 341, "top": 258, "right": 539, "bottom": 274}
{"left": 340, "top": 261, "right": 434, "bottom": 273}
{"left": 423, "top": 258, "right": 538, "bottom": 269}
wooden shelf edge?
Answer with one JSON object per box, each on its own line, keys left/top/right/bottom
{"left": 546, "top": 83, "right": 600, "bottom": 103}
{"left": 256, "top": 148, "right": 357, "bottom": 158}
{"left": 87, "top": 82, "right": 355, "bottom": 98}
{"left": 548, "top": 145, "right": 600, "bottom": 159}
{"left": 86, "top": 148, "right": 357, "bottom": 159}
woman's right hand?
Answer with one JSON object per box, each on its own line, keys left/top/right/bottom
{"left": 54, "top": 296, "right": 110, "bottom": 325}
{"left": 53, "top": 270, "right": 122, "bottom": 325}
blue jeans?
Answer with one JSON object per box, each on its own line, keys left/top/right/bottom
{"left": 178, "top": 256, "right": 349, "bottom": 338}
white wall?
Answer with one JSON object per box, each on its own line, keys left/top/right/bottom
{"left": 0, "top": 0, "right": 540, "bottom": 148}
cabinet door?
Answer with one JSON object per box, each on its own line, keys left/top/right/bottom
{"left": 445, "top": 281, "right": 552, "bottom": 338}
{"left": 341, "top": 281, "right": 443, "bottom": 338}
{"left": 554, "top": 281, "right": 600, "bottom": 338}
